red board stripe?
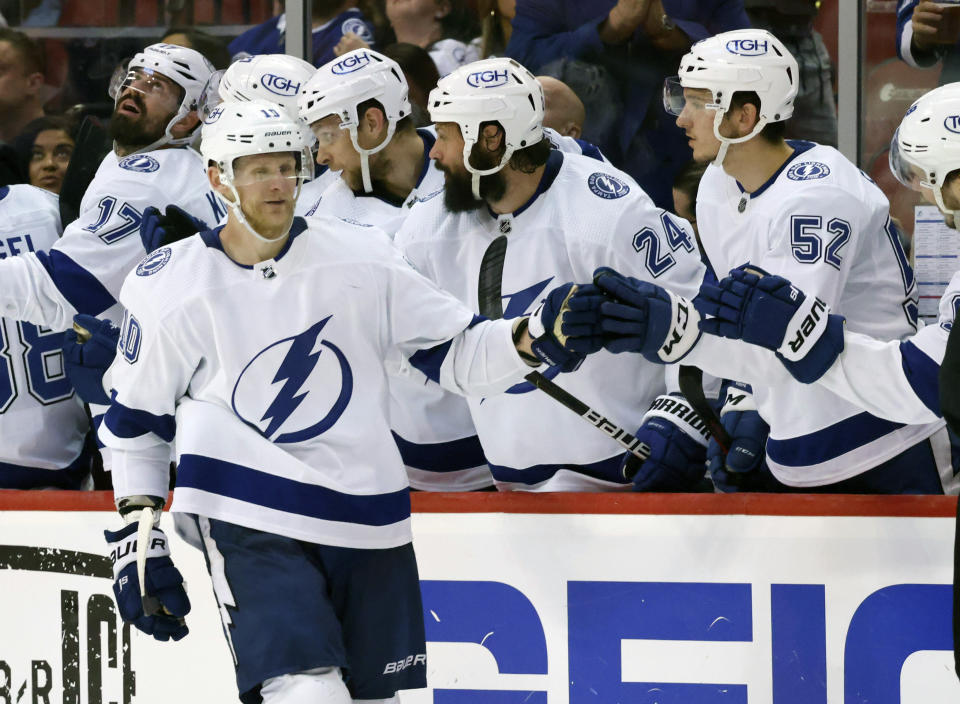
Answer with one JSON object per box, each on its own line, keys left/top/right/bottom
{"left": 0, "top": 490, "right": 955, "bottom": 517}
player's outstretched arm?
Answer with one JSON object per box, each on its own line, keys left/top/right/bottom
{"left": 696, "top": 264, "right": 846, "bottom": 384}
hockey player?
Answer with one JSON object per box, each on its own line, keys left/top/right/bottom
{"left": 687, "top": 84, "right": 960, "bottom": 459}
{"left": 575, "top": 29, "right": 951, "bottom": 493}
{"left": 100, "top": 100, "right": 588, "bottom": 703}
{"left": 0, "top": 43, "right": 218, "bottom": 467}
{"left": 199, "top": 53, "right": 334, "bottom": 215}
{"left": 0, "top": 185, "right": 90, "bottom": 489}
{"left": 395, "top": 57, "right": 708, "bottom": 491}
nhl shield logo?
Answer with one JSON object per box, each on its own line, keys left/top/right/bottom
{"left": 231, "top": 316, "right": 353, "bottom": 443}
{"left": 588, "top": 172, "right": 630, "bottom": 199}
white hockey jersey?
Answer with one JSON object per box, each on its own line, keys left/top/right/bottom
{"left": 101, "top": 216, "right": 532, "bottom": 548}
{"left": 0, "top": 147, "right": 225, "bottom": 333}
{"left": 685, "top": 140, "right": 944, "bottom": 487}
{"left": 0, "top": 185, "right": 89, "bottom": 487}
{"left": 813, "top": 270, "right": 960, "bottom": 427}
{"left": 395, "top": 150, "right": 706, "bottom": 491}
{"left": 308, "top": 128, "right": 489, "bottom": 491}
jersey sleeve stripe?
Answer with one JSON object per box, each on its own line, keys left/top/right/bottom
{"left": 766, "top": 411, "right": 906, "bottom": 467}
{"left": 35, "top": 249, "right": 116, "bottom": 316}
{"left": 176, "top": 453, "right": 411, "bottom": 526}
{"left": 392, "top": 431, "right": 486, "bottom": 472}
{"left": 899, "top": 340, "right": 942, "bottom": 416}
{"left": 104, "top": 397, "right": 176, "bottom": 442}
{"left": 408, "top": 339, "right": 453, "bottom": 383}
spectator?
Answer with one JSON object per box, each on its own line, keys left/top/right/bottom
{"left": 161, "top": 27, "right": 232, "bottom": 70}
{"left": 477, "top": 0, "right": 515, "bottom": 58}
{"left": 229, "top": 0, "right": 376, "bottom": 67}
{"left": 23, "top": 115, "right": 75, "bottom": 195}
{"left": 0, "top": 28, "right": 46, "bottom": 143}
{"left": 897, "top": 1, "right": 960, "bottom": 84}
{"left": 507, "top": 0, "right": 750, "bottom": 211}
{"left": 746, "top": 1, "right": 836, "bottom": 146}
{"left": 538, "top": 75, "right": 585, "bottom": 139}
{"left": 382, "top": 42, "right": 440, "bottom": 125}
{"left": 335, "top": 0, "right": 480, "bottom": 77}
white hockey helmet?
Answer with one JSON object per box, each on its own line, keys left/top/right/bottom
{"left": 203, "top": 54, "right": 317, "bottom": 146}
{"left": 664, "top": 29, "right": 798, "bottom": 165}
{"left": 298, "top": 48, "right": 410, "bottom": 192}
{"left": 109, "top": 43, "right": 215, "bottom": 153}
{"left": 889, "top": 83, "right": 960, "bottom": 218}
{"left": 201, "top": 99, "right": 313, "bottom": 242}
{"left": 428, "top": 57, "right": 545, "bottom": 197}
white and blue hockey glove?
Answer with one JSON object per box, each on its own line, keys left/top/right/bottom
{"left": 528, "top": 283, "right": 605, "bottom": 371}
{"left": 591, "top": 267, "right": 702, "bottom": 363}
{"left": 62, "top": 314, "right": 119, "bottom": 406}
{"left": 105, "top": 503, "right": 190, "bottom": 642}
{"left": 623, "top": 394, "right": 710, "bottom": 491}
{"left": 706, "top": 382, "right": 772, "bottom": 492}
{"left": 140, "top": 205, "right": 208, "bottom": 254}
{"left": 696, "top": 265, "right": 845, "bottom": 383}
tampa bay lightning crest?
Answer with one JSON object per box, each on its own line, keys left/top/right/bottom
{"left": 588, "top": 173, "right": 630, "bottom": 199}
{"left": 118, "top": 154, "right": 160, "bottom": 173}
{"left": 136, "top": 247, "right": 171, "bottom": 276}
{"left": 231, "top": 317, "right": 353, "bottom": 443}
{"left": 786, "top": 162, "right": 830, "bottom": 181}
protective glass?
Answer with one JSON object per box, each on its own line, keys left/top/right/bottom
{"left": 888, "top": 129, "right": 928, "bottom": 191}
{"left": 663, "top": 76, "right": 686, "bottom": 116}
{"left": 111, "top": 67, "right": 184, "bottom": 105}
{"left": 311, "top": 121, "right": 346, "bottom": 147}
{"left": 229, "top": 152, "right": 311, "bottom": 188}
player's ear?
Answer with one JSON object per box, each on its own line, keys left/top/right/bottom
{"left": 946, "top": 170, "right": 960, "bottom": 212}
{"left": 172, "top": 112, "right": 201, "bottom": 140}
{"left": 480, "top": 123, "right": 504, "bottom": 154}
{"left": 359, "top": 105, "right": 387, "bottom": 145}
{"left": 207, "top": 165, "right": 235, "bottom": 202}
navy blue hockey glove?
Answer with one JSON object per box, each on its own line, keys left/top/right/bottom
{"left": 696, "top": 265, "right": 845, "bottom": 383}
{"left": 591, "top": 267, "right": 702, "bottom": 363}
{"left": 622, "top": 394, "right": 710, "bottom": 491}
{"left": 140, "top": 205, "right": 207, "bottom": 254}
{"left": 63, "top": 314, "right": 119, "bottom": 405}
{"left": 706, "top": 382, "right": 772, "bottom": 492}
{"left": 527, "top": 283, "right": 604, "bottom": 371}
{"left": 105, "top": 520, "right": 190, "bottom": 641}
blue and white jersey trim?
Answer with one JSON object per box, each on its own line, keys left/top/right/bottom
{"left": 172, "top": 454, "right": 412, "bottom": 549}
{"left": 765, "top": 410, "right": 943, "bottom": 487}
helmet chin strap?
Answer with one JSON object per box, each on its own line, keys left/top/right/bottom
{"left": 934, "top": 184, "right": 957, "bottom": 219}
{"left": 347, "top": 122, "right": 397, "bottom": 193}
{"left": 462, "top": 140, "right": 514, "bottom": 199}
{"left": 115, "top": 86, "right": 197, "bottom": 156}
{"left": 710, "top": 108, "right": 768, "bottom": 167}
{"left": 223, "top": 179, "right": 301, "bottom": 245}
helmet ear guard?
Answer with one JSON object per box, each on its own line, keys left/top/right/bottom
{"left": 428, "top": 57, "right": 545, "bottom": 198}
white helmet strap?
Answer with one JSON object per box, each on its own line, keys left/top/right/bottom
{"left": 346, "top": 120, "right": 398, "bottom": 193}
{"left": 461, "top": 138, "right": 514, "bottom": 199}
{"left": 710, "top": 105, "right": 768, "bottom": 167}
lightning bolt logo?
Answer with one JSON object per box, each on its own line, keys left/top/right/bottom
{"left": 261, "top": 316, "right": 331, "bottom": 438}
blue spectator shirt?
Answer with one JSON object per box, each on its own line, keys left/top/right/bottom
{"left": 229, "top": 8, "right": 376, "bottom": 67}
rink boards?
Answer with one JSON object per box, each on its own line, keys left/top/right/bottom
{"left": 0, "top": 491, "right": 957, "bottom": 703}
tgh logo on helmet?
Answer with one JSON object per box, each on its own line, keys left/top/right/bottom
{"left": 467, "top": 69, "right": 509, "bottom": 88}
{"left": 332, "top": 52, "right": 372, "bottom": 75}
{"left": 261, "top": 73, "right": 302, "bottom": 97}
{"left": 944, "top": 115, "right": 960, "bottom": 134}
{"left": 725, "top": 38, "right": 769, "bottom": 56}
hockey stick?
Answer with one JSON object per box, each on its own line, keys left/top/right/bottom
{"left": 477, "top": 235, "right": 651, "bottom": 463}
{"left": 136, "top": 506, "right": 163, "bottom": 616}
{"left": 678, "top": 365, "right": 730, "bottom": 453}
